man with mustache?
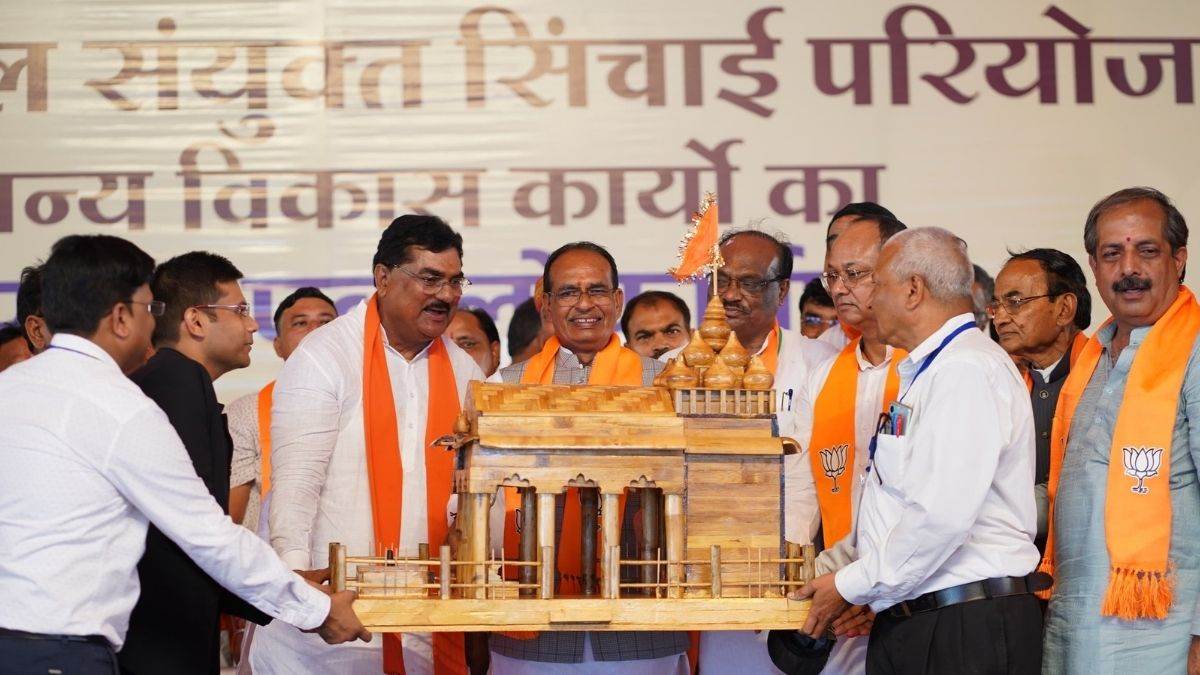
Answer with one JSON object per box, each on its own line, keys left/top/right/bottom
{"left": 447, "top": 306, "right": 501, "bottom": 377}
{"left": 118, "top": 251, "right": 275, "bottom": 675}
{"left": 1042, "top": 188, "right": 1200, "bottom": 674}
{"left": 251, "top": 215, "right": 486, "bottom": 675}
{"left": 621, "top": 290, "right": 691, "bottom": 359}
{"left": 990, "top": 249, "right": 1091, "bottom": 553}
{"left": 488, "top": 241, "right": 690, "bottom": 674}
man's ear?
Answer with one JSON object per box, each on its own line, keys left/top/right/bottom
{"left": 905, "top": 276, "right": 924, "bottom": 311}
{"left": 489, "top": 341, "right": 501, "bottom": 367}
{"left": 273, "top": 335, "right": 286, "bottom": 360}
{"left": 373, "top": 264, "right": 390, "bottom": 295}
{"left": 110, "top": 302, "right": 135, "bottom": 340}
{"left": 24, "top": 315, "right": 49, "bottom": 351}
{"left": 612, "top": 287, "right": 626, "bottom": 316}
{"left": 1056, "top": 293, "right": 1078, "bottom": 329}
{"left": 775, "top": 278, "right": 791, "bottom": 309}
{"left": 181, "top": 306, "right": 208, "bottom": 341}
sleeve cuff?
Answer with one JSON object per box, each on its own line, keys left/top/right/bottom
{"left": 290, "top": 582, "right": 332, "bottom": 631}
{"left": 834, "top": 560, "right": 873, "bottom": 606}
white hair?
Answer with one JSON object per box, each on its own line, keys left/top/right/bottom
{"left": 882, "top": 227, "right": 974, "bottom": 302}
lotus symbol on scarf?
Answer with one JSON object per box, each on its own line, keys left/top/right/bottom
{"left": 820, "top": 444, "right": 849, "bottom": 493}
{"left": 1123, "top": 446, "right": 1163, "bottom": 494}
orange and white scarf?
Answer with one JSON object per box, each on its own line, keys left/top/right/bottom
{"left": 362, "top": 294, "right": 466, "bottom": 674}
{"left": 1039, "top": 286, "right": 1200, "bottom": 620}
{"left": 807, "top": 339, "right": 902, "bottom": 545}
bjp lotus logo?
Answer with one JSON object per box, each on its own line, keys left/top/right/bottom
{"left": 1123, "top": 446, "right": 1163, "bottom": 495}
{"left": 820, "top": 444, "right": 849, "bottom": 493}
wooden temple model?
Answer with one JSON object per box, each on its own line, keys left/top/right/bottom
{"left": 331, "top": 296, "right": 814, "bottom": 632}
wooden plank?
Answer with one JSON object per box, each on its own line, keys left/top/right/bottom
{"left": 352, "top": 597, "right": 810, "bottom": 632}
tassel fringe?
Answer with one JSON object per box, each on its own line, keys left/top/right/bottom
{"left": 1101, "top": 567, "right": 1174, "bottom": 620}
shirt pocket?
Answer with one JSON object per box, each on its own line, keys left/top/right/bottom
{"left": 871, "top": 433, "right": 911, "bottom": 498}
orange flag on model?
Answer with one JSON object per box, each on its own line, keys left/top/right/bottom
{"left": 670, "top": 195, "right": 719, "bottom": 281}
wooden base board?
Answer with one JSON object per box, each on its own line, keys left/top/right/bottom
{"left": 353, "top": 596, "right": 810, "bottom": 632}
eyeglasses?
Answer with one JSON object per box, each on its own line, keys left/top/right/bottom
{"left": 985, "top": 293, "right": 1059, "bottom": 319}
{"left": 124, "top": 300, "right": 166, "bottom": 317}
{"left": 392, "top": 265, "right": 472, "bottom": 294}
{"left": 715, "top": 274, "right": 784, "bottom": 295}
{"left": 546, "top": 287, "right": 616, "bottom": 307}
{"left": 801, "top": 314, "right": 838, "bottom": 328}
{"left": 194, "top": 302, "right": 253, "bottom": 318}
{"left": 819, "top": 267, "right": 874, "bottom": 292}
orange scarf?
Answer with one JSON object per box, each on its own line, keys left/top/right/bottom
{"left": 807, "top": 339, "right": 901, "bottom": 545}
{"left": 1023, "top": 331, "right": 1089, "bottom": 391}
{"left": 520, "top": 334, "right": 643, "bottom": 592}
{"left": 1038, "top": 286, "right": 1200, "bottom": 620}
{"left": 256, "top": 381, "right": 275, "bottom": 495}
{"left": 362, "top": 295, "right": 466, "bottom": 674}
{"left": 757, "top": 322, "right": 783, "bottom": 375}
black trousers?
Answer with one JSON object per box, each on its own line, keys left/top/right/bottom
{"left": 0, "top": 634, "right": 118, "bottom": 675}
{"left": 866, "top": 594, "right": 1043, "bottom": 675}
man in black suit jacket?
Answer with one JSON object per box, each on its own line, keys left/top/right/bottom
{"left": 119, "top": 252, "right": 271, "bottom": 675}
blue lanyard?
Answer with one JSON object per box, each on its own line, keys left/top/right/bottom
{"left": 867, "top": 320, "right": 975, "bottom": 484}
{"left": 898, "top": 321, "right": 977, "bottom": 402}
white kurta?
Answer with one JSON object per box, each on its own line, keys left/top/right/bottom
{"left": 697, "top": 328, "right": 837, "bottom": 675}
{"left": 250, "top": 299, "right": 485, "bottom": 675}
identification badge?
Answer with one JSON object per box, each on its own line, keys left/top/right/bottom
{"left": 888, "top": 401, "right": 913, "bottom": 437}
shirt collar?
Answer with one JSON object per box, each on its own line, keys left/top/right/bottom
{"left": 1095, "top": 319, "right": 1151, "bottom": 351}
{"left": 49, "top": 333, "right": 121, "bottom": 370}
{"left": 900, "top": 312, "right": 976, "bottom": 375}
{"left": 855, "top": 340, "right": 894, "bottom": 372}
{"left": 556, "top": 346, "right": 585, "bottom": 370}
{"left": 380, "top": 327, "right": 436, "bottom": 363}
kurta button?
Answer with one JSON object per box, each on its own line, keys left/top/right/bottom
{"left": 1038, "top": 390, "right": 1049, "bottom": 400}
{"left": 1041, "top": 431, "right": 1049, "bottom": 438}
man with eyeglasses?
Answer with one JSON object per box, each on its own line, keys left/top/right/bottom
{"left": 488, "top": 241, "right": 689, "bottom": 674}
{"left": 251, "top": 215, "right": 489, "bottom": 675}
{"left": 119, "top": 251, "right": 278, "bottom": 675}
{"left": 990, "top": 249, "right": 1091, "bottom": 553}
{"left": 0, "top": 235, "right": 368, "bottom": 675}
{"left": 763, "top": 215, "right": 910, "bottom": 675}
{"left": 694, "top": 230, "right": 837, "bottom": 675}
{"left": 797, "top": 278, "right": 838, "bottom": 340}
{"left": 798, "top": 227, "right": 1042, "bottom": 674}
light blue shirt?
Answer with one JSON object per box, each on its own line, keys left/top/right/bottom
{"left": 1043, "top": 319, "right": 1200, "bottom": 673}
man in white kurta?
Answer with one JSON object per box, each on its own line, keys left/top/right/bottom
{"left": 691, "top": 230, "right": 837, "bottom": 674}
{"left": 250, "top": 217, "right": 487, "bottom": 675}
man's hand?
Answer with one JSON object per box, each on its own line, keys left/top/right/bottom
{"left": 1188, "top": 635, "right": 1200, "bottom": 675}
{"left": 831, "top": 605, "right": 874, "bottom": 638}
{"left": 793, "top": 572, "right": 851, "bottom": 638}
{"left": 309, "top": 590, "right": 372, "bottom": 645}
{"left": 297, "top": 567, "right": 331, "bottom": 586}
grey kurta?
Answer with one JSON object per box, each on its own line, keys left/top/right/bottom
{"left": 1043, "top": 321, "right": 1200, "bottom": 673}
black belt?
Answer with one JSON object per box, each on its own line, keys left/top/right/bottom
{"left": 883, "top": 573, "right": 1051, "bottom": 619}
{"left": 0, "top": 627, "right": 110, "bottom": 648}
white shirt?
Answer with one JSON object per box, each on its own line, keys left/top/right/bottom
{"left": 817, "top": 322, "right": 850, "bottom": 350}
{"left": 0, "top": 334, "right": 330, "bottom": 648}
{"left": 255, "top": 300, "right": 483, "bottom": 675}
{"left": 789, "top": 342, "right": 896, "bottom": 546}
{"left": 772, "top": 329, "right": 840, "bottom": 543}
{"left": 834, "top": 314, "right": 1040, "bottom": 611}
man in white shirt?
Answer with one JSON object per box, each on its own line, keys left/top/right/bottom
{"left": 797, "top": 227, "right": 1042, "bottom": 673}
{"left": 250, "top": 215, "right": 485, "bottom": 675}
{"left": 228, "top": 286, "right": 339, "bottom": 531}
{"left": 695, "top": 229, "right": 836, "bottom": 674}
{"left": 817, "top": 202, "right": 900, "bottom": 351}
{"left": 0, "top": 234, "right": 367, "bottom": 675}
